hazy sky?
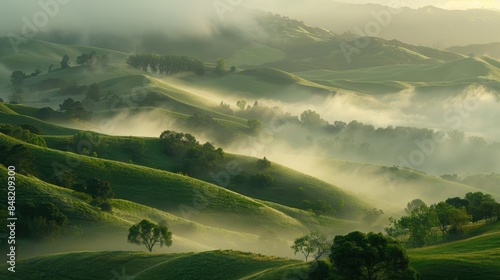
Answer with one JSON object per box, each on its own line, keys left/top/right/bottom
{"left": 330, "top": 0, "right": 500, "bottom": 10}
{"left": 1, "top": 0, "right": 499, "bottom": 38}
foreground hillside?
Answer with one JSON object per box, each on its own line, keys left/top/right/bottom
{"left": 2, "top": 221, "right": 499, "bottom": 280}
{"left": 0, "top": 250, "right": 307, "bottom": 280}
{"left": 408, "top": 222, "right": 500, "bottom": 279}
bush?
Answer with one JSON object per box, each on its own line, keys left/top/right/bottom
{"left": 99, "top": 201, "right": 113, "bottom": 212}
{"left": 251, "top": 173, "right": 274, "bottom": 187}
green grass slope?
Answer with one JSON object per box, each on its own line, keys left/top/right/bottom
{"left": 0, "top": 133, "right": 338, "bottom": 236}
{"left": 409, "top": 222, "right": 500, "bottom": 280}
{"left": 448, "top": 42, "right": 500, "bottom": 60}
{"left": 274, "top": 156, "right": 497, "bottom": 212}
{"left": 179, "top": 67, "right": 340, "bottom": 103}
{"left": 40, "top": 133, "right": 368, "bottom": 220}
{"left": 0, "top": 250, "right": 303, "bottom": 280}
{"left": 0, "top": 38, "right": 127, "bottom": 71}
{"left": 295, "top": 57, "right": 500, "bottom": 95}
{"left": 0, "top": 111, "right": 80, "bottom": 135}
{"left": 0, "top": 165, "right": 263, "bottom": 256}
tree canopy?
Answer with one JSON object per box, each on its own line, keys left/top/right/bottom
{"left": 127, "top": 219, "right": 173, "bottom": 252}
{"left": 330, "top": 231, "right": 419, "bottom": 280}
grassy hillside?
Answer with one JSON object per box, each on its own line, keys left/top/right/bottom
{"left": 448, "top": 42, "right": 500, "bottom": 60}
{"left": 40, "top": 132, "right": 367, "bottom": 220}
{"left": 0, "top": 165, "right": 268, "bottom": 257}
{"left": 0, "top": 103, "right": 82, "bottom": 135}
{"left": 273, "top": 156, "right": 497, "bottom": 212}
{"left": 0, "top": 250, "right": 305, "bottom": 280}
{"left": 3, "top": 221, "right": 500, "bottom": 280}
{"left": 0, "top": 38, "right": 127, "bottom": 72}
{"left": 295, "top": 56, "right": 500, "bottom": 95}
{"left": 409, "top": 222, "right": 500, "bottom": 280}
{"left": 0, "top": 132, "right": 367, "bottom": 239}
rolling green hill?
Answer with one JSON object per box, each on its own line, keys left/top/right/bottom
{"left": 273, "top": 156, "right": 499, "bottom": 212}
{"left": 448, "top": 42, "right": 500, "bottom": 60}
{"left": 2, "top": 221, "right": 499, "bottom": 280}
{"left": 38, "top": 131, "right": 367, "bottom": 220}
{"left": 0, "top": 250, "right": 307, "bottom": 280}
{"left": 295, "top": 56, "right": 500, "bottom": 95}
{"left": 408, "top": 222, "right": 500, "bottom": 280}
{"left": 0, "top": 132, "right": 365, "bottom": 238}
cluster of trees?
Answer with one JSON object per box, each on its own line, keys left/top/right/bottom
{"left": 291, "top": 231, "right": 419, "bottom": 279}
{"left": 386, "top": 193, "right": 500, "bottom": 247}
{"left": 53, "top": 170, "right": 114, "bottom": 212}
{"left": 76, "top": 50, "right": 110, "bottom": 69}
{"left": 302, "top": 199, "right": 333, "bottom": 216}
{"left": 10, "top": 69, "right": 41, "bottom": 87}
{"left": 18, "top": 201, "right": 68, "bottom": 240}
{"left": 73, "top": 177, "right": 114, "bottom": 212}
{"left": 126, "top": 53, "right": 205, "bottom": 75}
{"left": 59, "top": 98, "right": 91, "bottom": 121}
{"left": 160, "top": 130, "right": 224, "bottom": 174}
{"left": 71, "top": 131, "right": 108, "bottom": 157}
{"left": 0, "top": 144, "right": 36, "bottom": 175}
{"left": 0, "top": 124, "right": 46, "bottom": 147}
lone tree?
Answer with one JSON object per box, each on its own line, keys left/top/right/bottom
{"left": 215, "top": 58, "right": 225, "bottom": 74}
{"left": 60, "top": 54, "right": 70, "bottom": 69}
{"left": 291, "top": 232, "right": 331, "bottom": 262}
{"left": 127, "top": 219, "right": 173, "bottom": 252}
{"left": 10, "top": 70, "right": 27, "bottom": 87}
{"left": 330, "top": 231, "right": 420, "bottom": 280}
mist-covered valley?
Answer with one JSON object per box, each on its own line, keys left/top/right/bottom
{"left": 1, "top": 1, "right": 500, "bottom": 279}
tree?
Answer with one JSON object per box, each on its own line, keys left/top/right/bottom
{"left": 9, "top": 87, "right": 25, "bottom": 104}
{"left": 10, "top": 70, "right": 27, "bottom": 87}
{"left": 363, "top": 208, "right": 384, "bottom": 225}
{"left": 85, "top": 178, "right": 114, "bottom": 199}
{"left": 247, "top": 118, "right": 261, "bottom": 134}
{"left": 432, "top": 201, "right": 455, "bottom": 237}
{"left": 30, "top": 68, "right": 42, "bottom": 77}
{"left": 292, "top": 235, "right": 316, "bottom": 262}
{"left": 400, "top": 203, "right": 439, "bottom": 247}
{"left": 18, "top": 201, "right": 68, "bottom": 240}
{"left": 236, "top": 100, "right": 247, "bottom": 111}
{"left": 251, "top": 173, "right": 274, "bottom": 187}
{"left": 465, "top": 192, "right": 496, "bottom": 221}
{"left": 230, "top": 65, "right": 236, "bottom": 72}
{"left": 76, "top": 53, "right": 90, "bottom": 65}
{"left": 330, "top": 231, "right": 420, "bottom": 280}
{"left": 215, "top": 58, "right": 225, "bottom": 74}
{"left": 86, "top": 83, "right": 100, "bottom": 102}
{"left": 291, "top": 232, "right": 330, "bottom": 261}
{"left": 127, "top": 219, "right": 173, "bottom": 252}
{"left": 0, "top": 144, "right": 36, "bottom": 175}
{"left": 257, "top": 157, "right": 271, "bottom": 169}
{"left": 60, "top": 54, "right": 70, "bottom": 69}
{"left": 405, "top": 199, "right": 426, "bottom": 214}
{"left": 300, "top": 110, "right": 325, "bottom": 127}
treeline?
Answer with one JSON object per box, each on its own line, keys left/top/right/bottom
{"left": 386, "top": 192, "right": 500, "bottom": 247}
{"left": 126, "top": 53, "right": 205, "bottom": 75}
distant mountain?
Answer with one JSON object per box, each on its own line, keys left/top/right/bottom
{"left": 448, "top": 42, "right": 500, "bottom": 60}
{"left": 275, "top": 2, "right": 500, "bottom": 49}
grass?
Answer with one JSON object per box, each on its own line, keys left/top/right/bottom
{"left": 295, "top": 56, "right": 500, "bottom": 95}
{"left": 39, "top": 132, "right": 368, "bottom": 220}
{"left": 0, "top": 250, "right": 302, "bottom": 280}
{"left": 408, "top": 222, "right": 500, "bottom": 280}
{"left": 0, "top": 133, "right": 326, "bottom": 236}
